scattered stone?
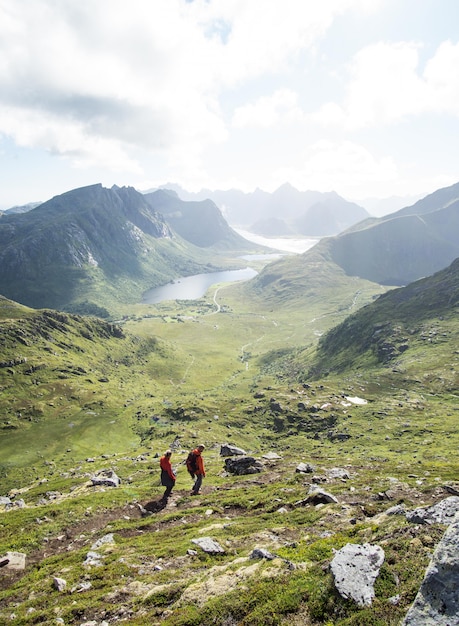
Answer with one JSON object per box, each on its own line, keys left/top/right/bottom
{"left": 53, "top": 577, "right": 67, "bottom": 592}
{"left": 326, "top": 467, "right": 350, "bottom": 480}
{"left": 250, "top": 548, "right": 276, "bottom": 560}
{"left": 296, "top": 462, "right": 315, "bottom": 474}
{"left": 262, "top": 452, "right": 282, "bottom": 460}
{"left": 91, "top": 469, "right": 121, "bottom": 488}
{"left": 71, "top": 581, "right": 92, "bottom": 593}
{"left": 220, "top": 443, "right": 247, "bottom": 457}
{"left": 91, "top": 533, "right": 115, "bottom": 550}
{"left": 330, "top": 543, "right": 385, "bottom": 607}
{"left": 402, "top": 512, "right": 459, "bottom": 625}
{"left": 191, "top": 537, "right": 225, "bottom": 554}
{"left": 306, "top": 489, "right": 339, "bottom": 505}
{"left": 224, "top": 456, "right": 263, "bottom": 475}
{"left": 386, "top": 504, "right": 406, "bottom": 516}
{"left": 84, "top": 551, "right": 103, "bottom": 566}
{"left": 187, "top": 549, "right": 198, "bottom": 556}
{"left": 406, "top": 496, "right": 459, "bottom": 525}
{"left": 2, "top": 552, "right": 26, "bottom": 570}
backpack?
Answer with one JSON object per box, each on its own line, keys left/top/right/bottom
{"left": 186, "top": 451, "right": 198, "bottom": 475}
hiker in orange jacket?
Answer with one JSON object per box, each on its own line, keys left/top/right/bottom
{"left": 159, "top": 449, "right": 176, "bottom": 502}
{"left": 189, "top": 444, "right": 205, "bottom": 495}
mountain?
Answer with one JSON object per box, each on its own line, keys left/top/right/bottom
{"left": 152, "top": 183, "right": 370, "bottom": 236}
{"left": 245, "top": 181, "right": 459, "bottom": 308}
{"left": 1, "top": 201, "right": 42, "bottom": 215}
{"left": 143, "top": 188, "right": 254, "bottom": 249}
{"left": 0, "top": 184, "right": 253, "bottom": 314}
{"left": 309, "top": 253, "right": 459, "bottom": 376}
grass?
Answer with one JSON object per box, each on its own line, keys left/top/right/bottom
{"left": 0, "top": 264, "right": 458, "bottom": 624}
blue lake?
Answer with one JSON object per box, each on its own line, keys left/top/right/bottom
{"left": 142, "top": 267, "right": 258, "bottom": 304}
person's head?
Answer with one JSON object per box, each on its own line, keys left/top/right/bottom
{"left": 165, "top": 449, "right": 172, "bottom": 457}
{"left": 197, "top": 444, "right": 205, "bottom": 452}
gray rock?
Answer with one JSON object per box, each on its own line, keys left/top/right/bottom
{"left": 53, "top": 577, "right": 67, "bottom": 592}
{"left": 250, "top": 548, "right": 276, "bottom": 560}
{"left": 262, "top": 452, "right": 282, "bottom": 460}
{"left": 402, "top": 512, "right": 459, "bottom": 625}
{"left": 2, "top": 552, "right": 26, "bottom": 570}
{"left": 330, "top": 543, "right": 385, "bottom": 607}
{"left": 91, "top": 533, "right": 115, "bottom": 550}
{"left": 83, "top": 551, "right": 103, "bottom": 566}
{"left": 191, "top": 537, "right": 225, "bottom": 554}
{"left": 0, "top": 496, "right": 12, "bottom": 507}
{"left": 406, "top": 496, "right": 459, "bottom": 525}
{"left": 296, "top": 462, "right": 315, "bottom": 474}
{"left": 224, "top": 456, "right": 263, "bottom": 475}
{"left": 326, "top": 467, "right": 350, "bottom": 480}
{"left": 91, "top": 469, "right": 121, "bottom": 487}
{"left": 220, "top": 443, "right": 247, "bottom": 457}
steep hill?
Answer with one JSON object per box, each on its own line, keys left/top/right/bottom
{"left": 0, "top": 184, "right": 253, "bottom": 314}
{"left": 143, "top": 189, "right": 255, "bottom": 249}
{"left": 245, "top": 182, "right": 459, "bottom": 309}
{"left": 309, "top": 254, "right": 459, "bottom": 376}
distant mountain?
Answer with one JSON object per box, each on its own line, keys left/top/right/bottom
{"left": 1, "top": 201, "right": 42, "bottom": 215}
{"left": 151, "top": 183, "right": 370, "bottom": 236}
{"left": 0, "top": 184, "right": 253, "bottom": 313}
{"left": 246, "top": 181, "right": 459, "bottom": 308}
{"left": 143, "top": 188, "right": 253, "bottom": 249}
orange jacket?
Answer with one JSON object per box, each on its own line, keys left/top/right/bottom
{"left": 160, "top": 455, "right": 176, "bottom": 480}
{"left": 192, "top": 448, "right": 205, "bottom": 476}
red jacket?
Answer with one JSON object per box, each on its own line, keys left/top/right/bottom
{"left": 192, "top": 448, "right": 205, "bottom": 476}
{"left": 160, "top": 455, "right": 176, "bottom": 480}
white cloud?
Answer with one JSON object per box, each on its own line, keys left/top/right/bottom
{"left": 313, "top": 39, "right": 459, "bottom": 130}
{"left": 274, "top": 140, "right": 397, "bottom": 194}
{"left": 232, "top": 89, "right": 303, "bottom": 128}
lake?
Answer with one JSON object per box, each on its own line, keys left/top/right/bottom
{"left": 142, "top": 267, "right": 258, "bottom": 304}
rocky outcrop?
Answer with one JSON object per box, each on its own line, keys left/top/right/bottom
{"left": 402, "top": 513, "right": 459, "bottom": 625}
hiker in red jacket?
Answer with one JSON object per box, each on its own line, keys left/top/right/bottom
{"left": 159, "top": 449, "right": 176, "bottom": 502}
{"left": 187, "top": 444, "right": 205, "bottom": 495}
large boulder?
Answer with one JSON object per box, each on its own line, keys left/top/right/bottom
{"left": 220, "top": 443, "right": 247, "bottom": 457}
{"left": 406, "top": 496, "right": 459, "bottom": 525}
{"left": 330, "top": 543, "right": 384, "bottom": 607}
{"left": 224, "top": 456, "right": 263, "bottom": 475}
{"left": 402, "top": 512, "right": 459, "bottom": 625}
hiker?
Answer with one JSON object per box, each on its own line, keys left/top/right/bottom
{"left": 187, "top": 444, "right": 206, "bottom": 495}
{"left": 159, "top": 449, "right": 176, "bottom": 502}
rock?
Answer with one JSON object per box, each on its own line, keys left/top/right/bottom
{"left": 326, "top": 467, "right": 350, "bottom": 480}
{"left": 53, "top": 577, "right": 67, "bottom": 592}
{"left": 262, "top": 452, "right": 282, "bottom": 460}
{"left": 224, "top": 456, "right": 263, "bottom": 475}
{"left": 402, "top": 513, "right": 459, "bottom": 625}
{"left": 83, "top": 551, "right": 103, "bottom": 566}
{"left": 220, "top": 443, "right": 247, "bottom": 457}
{"left": 330, "top": 543, "right": 385, "bottom": 607}
{"left": 91, "top": 469, "right": 121, "bottom": 488}
{"left": 191, "top": 537, "right": 225, "bottom": 554}
{"left": 2, "top": 552, "right": 26, "bottom": 570}
{"left": 406, "top": 496, "right": 459, "bottom": 525}
{"left": 91, "top": 533, "right": 115, "bottom": 550}
{"left": 306, "top": 489, "right": 339, "bottom": 505}
{"left": 250, "top": 548, "right": 276, "bottom": 560}
{"left": 0, "top": 496, "right": 12, "bottom": 507}
{"left": 296, "top": 462, "right": 315, "bottom": 474}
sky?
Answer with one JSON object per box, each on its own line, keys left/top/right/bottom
{"left": 1, "top": 0, "right": 459, "bottom": 210}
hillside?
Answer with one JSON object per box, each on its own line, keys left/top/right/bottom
{"left": 308, "top": 255, "right": 459, "bottom": 376}
{"left": 143, "top": 189, "right": 256, "bottom": 249}
{"left": 1, "top": 278, "right": 458, "bottom": 624}
{"left": 244, "top": 181, "right": 459, "bottom": 309}
{"left": 0, "top": 184, "right": 256, "bottom": 314}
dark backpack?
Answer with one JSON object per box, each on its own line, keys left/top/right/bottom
{"left": 186, "top": 451, "right": 198, "bottom": 474}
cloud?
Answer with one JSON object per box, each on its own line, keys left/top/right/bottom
{"left": 0, "top": 0, "right": 381, "bottom": 173}
{"left": 232, "top": 89, "right": 303, "bottom": 128}
{"left": 273, "top": 140, "right": 398, "bottom": 194}
{"left": 313, "top": 39, "right": 459, "bottom": 130}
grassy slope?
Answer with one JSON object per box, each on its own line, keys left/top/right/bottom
{"left": 0, "top": 258, "right": 458, "bottom": 624}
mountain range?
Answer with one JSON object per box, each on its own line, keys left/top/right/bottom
{"left": 0, "top": 184, "right": 257, "bottom": 314}
{"left": 153, "top": 182, "right": 370, "bottom": 236}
